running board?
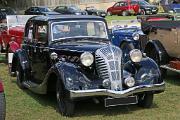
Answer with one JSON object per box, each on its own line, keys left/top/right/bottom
{"left": 22, "top": 81, "right": 39, "bottom": 88}
{"left": 160, "top": 65, "right": 180, "bottom": 73}
{"left": 22, "top": 81, "right": 47, "bottom": 94}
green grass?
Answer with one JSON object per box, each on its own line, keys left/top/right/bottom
{"left": 0, "top": 16, "right": 180, "bottom": 120}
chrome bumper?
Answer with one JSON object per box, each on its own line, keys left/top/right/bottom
{"left": 70, "top": 82, "right": 165, "bottom": 99}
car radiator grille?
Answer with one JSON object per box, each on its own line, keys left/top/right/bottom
{"left": 95, "top": 45, "right": 123, "bottom": 90}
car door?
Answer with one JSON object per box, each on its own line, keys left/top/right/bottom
{"left": 111, "top": 2, "right": 121, "bottom": 14}
{"left": 28, "top": 21, "right": 49, "bottom": 84}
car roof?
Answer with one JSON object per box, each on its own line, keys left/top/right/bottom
{"left": 30, "top": 15, "right": 106, "bottom": 22}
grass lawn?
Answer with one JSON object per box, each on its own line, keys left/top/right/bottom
{"left": 0, "top": 16, "right": 180, "bottom": 120}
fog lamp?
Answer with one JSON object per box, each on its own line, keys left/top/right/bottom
{"left": 103, "top": 79, "right": 111, "bottom": 88}
{"left": 124, "top": 77, "right": 135, "bottom": 87}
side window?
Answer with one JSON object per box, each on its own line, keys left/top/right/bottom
{"left": 26, "top": 21, "right": 34, "bottom": 42}
{"left": 119, "top": 2, "right": 127, "bottom": 6}
{"left": 35, "top": 24, "right": 48, "bottom": 43}
{"left": 30, "top": 8, "right": 35, "bottom": 12}
{"left": 114, "top": 3, "right": 120, "bottom": 7}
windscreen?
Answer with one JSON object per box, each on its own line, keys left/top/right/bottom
{"left": 51, "top": 20, "right": 108, "bottom": 41}
{"left": 109, "top": 19, "right": 141, "bottom": 30}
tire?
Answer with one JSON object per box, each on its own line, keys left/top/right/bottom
{"left": 138, "top": 93, "right": 154, "bottom": 108}
{"left": 122, "top": 11, "right": 129, "bottom": 16}
{"left": 16, "top": 63, "right": 26, "bottom": 89}
{"left": 92, "top": 13, "right": 97, "bottom": 16}
{"left": 140, "top": 9, "right": 146, "bottom": 15}
{"left": 0, "top": 93, "right": 6, "bottom": 120}
{"left": 56, "top": 80, "right": 75, "bottom": 116}
{"left": 107, "top": 11, "right": 112, "bottom": 16}
{"left": 146, "top": 47, "right": 167, "bottom": 78}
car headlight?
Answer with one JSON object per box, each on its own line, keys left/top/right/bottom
{"left": 80, "top": 52, "right": 94, "bottom": 67}
{"left": 132, "top": 33, "right": 139, "bottom": 40}
{"left": 130, "top": 49, "right": 142, "bottom": 63}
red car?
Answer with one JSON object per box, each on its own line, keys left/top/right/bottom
{"left": 0, "top": 80, "right": 5, "bottom": 120}
{"left": 0, "top": 15, "right": 34, "bottom": 70}
{"left": 107, "top": 0, "right": 140, "bottom": 16}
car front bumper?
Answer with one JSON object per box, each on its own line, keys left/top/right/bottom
{"left": 70, "top": 82, "right": 165, "bottom": 99}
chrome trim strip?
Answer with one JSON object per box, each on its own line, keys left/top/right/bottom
{"left": 161, "top": 65, "right": 180, "bottom": 73}
{"left": 70, "top": 82, "right": 165, "bottom": 99}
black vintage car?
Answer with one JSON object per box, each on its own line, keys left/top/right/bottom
{"left": 24, "top": 6, "right": 60, "bottom": 15}
{"left": 54, "top": 5, "right": 87, "bottom": 15}
{"left": 85, "top": 6, "right": 107, "bottom": 17}
{"left": 0, "top": 80, "right": 5, "bottom": 120}
{"left": 11, "top": 15, "right": 165, "bottom": 116}
{"left": 0, "top": 7, "right": 16, "bottom": 22}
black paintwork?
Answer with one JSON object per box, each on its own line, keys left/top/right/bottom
{"left": 54, "top": 6, "right": 87, "bottom": 15}
{"left": 0, "top": 7, "right": 16, "bottom": 21}
{"left": 85, "top": 7, "right": 107, "bottom": 17}
{"left": 11, "top": 15, "right": 162, "bottom": 97}
{"left": 24, "top": 6, "right": 60, "bottom": 15}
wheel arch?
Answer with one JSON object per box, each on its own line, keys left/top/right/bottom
{"left": 145, "top": 40, "right": 169, "bottom": 65}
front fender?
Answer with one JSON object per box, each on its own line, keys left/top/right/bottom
{"left": 145, "top": 40, "right": 169, "bottom": 65}
{"left": 51, "top": 62, "right": 93, "bottom": 91}
{"left": 124, "top": 57, "right": 162, "bottom": 85}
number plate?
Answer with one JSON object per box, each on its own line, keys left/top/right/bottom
{"left": 105, "top": 96, "right": 138, "bottom": 107}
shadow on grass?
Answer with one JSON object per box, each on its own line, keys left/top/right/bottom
{"left": 18, "top": 86, "right": 159, "bottom": 117}
{"left": 165, "top": 71, "right": 180, "bottom": 86}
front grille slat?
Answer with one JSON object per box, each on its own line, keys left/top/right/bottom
{"left": 95, "top": 45, "right": 123, "bottom": 90}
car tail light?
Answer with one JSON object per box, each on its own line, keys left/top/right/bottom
{"left": 0, "top": 81, "right": 4, "bottom": 92}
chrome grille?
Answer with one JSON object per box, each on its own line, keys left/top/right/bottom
{"left": 95, "top": 45, "right": 122, "bottom": 90}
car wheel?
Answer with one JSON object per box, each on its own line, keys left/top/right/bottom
{"left": 56, "top": 80, "right": 75, "bottom": 116}
{"left": 107, "top": 11, "right": 112, "bottom": 16}
{"left": 138, "top": 93, "right": 154, "bottom": 108}
{"left": 140, "top": 9, "right": 146, "bottom": 15}
{"left": 92, "top": 13, "right": 97, "bottom": 16}
{"left": 146, "top": 47, "right": 167, "bottom": 78}
{"left": 0, "top": 93, "right": 6, "bottom": 120}
{"left": 122, "top": 11, "right": 129, "bottom": 16}
{"left": 16, "top": 64, "right": 26, "bottom": 89}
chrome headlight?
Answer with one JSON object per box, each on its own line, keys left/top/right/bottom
{"left": 130, "top": 49, "right": 142, "bottom": 63}
{"left": 132, "top": 32, "right": 139, "bottom": 40}
{"left": 80, "top": 52, "right": 94, "bottom": 67}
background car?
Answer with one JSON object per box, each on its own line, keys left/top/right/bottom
{"left": 54, "top": 5, "right": 87, "bottom": 15}
{"left": 0, "top": 80, "right": 6, "bottom": 120}
{"left": 110, "top": 20, "right": 147, "bottom": 62}
{"left": 24, "top": 6, "right": 60, "bottom": 15}
{"left": 131, "top": 0, "right": 159, "bottom": 15}
{"left": 85, "top": 6, "right": 107, "bottom": 17}
{"left": 0, "top": 7, "right": 16, "bottom": 23}
{"left": 107, "top": 0, "right": 140, "bottom": 16}
{"left": 140, "top": 15, "right": 180, "bottom": 77}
